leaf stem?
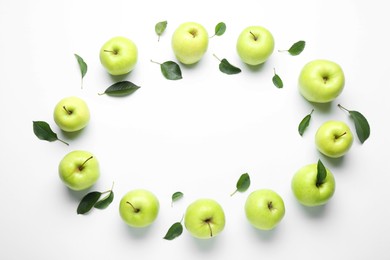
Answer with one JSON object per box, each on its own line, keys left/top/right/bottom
{"left": 230, "top": 189, "right": 238, "bottom": 197}
{"left": 213, "top": 54, "right": 221, "bottom": 62}
{"left": 338, "top": 104, "right": 350, "bottom": 113}
{"left": 150, "top": 59, "right": 161, "bottom": 65}
{"left": 102, "top": 182, "right": 115, "bottom": 194}
{"left": 56, "top": 138, "right": 69, "bottom": 146}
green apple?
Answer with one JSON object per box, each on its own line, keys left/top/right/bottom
{"left": 244, "top": 189, "right": 285, "bottom": 231}
{"left": 184, "top": 198, "right": 225, "bottom": 239}
{"left": 298, "top": 59, "right": 345, "bottom": 103}
{"left": 236, "top": 25, "right": 274, "bottom": 66}
{"left": 99, "top": 36, "right": 138, "bottom": 75}
{"left": 315, "top": 120, "right": 354, "bottom": 158}
{"left": 171, "top": 22, "right": 209, "bottom": 65}
{"left": 291, "top": 162, "right": 335, "bottom": 207}
{"left": 53, "top": 96, "right": 90, "bottom": 132}
{"left": 119, "top": 189, "right": 159, "bottom": 228}
{"left": 58, "top": 150, "right": 100, "bottom": 191}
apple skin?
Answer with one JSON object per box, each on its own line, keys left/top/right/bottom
{"left": 99, "top": 36, "right": 138, "bottom": 75}
{"left": 291, "top": 163, "right": 336, "bottom": 207}
{"left": 245, "top": 189, "right": 285, "bottom": 231}
{"left": 53, "top": 96, "right": 90, "bottom": 132}
{"left": 298, "top": 59, "right": 345, "bottom": 103}
{"left": 184, "top": 198, "right": 225, "bottom": 239}
{"left": 58, "top": 150, "right": 100, "bottom": 191}
{"left": 236, "top": 25, "right": 274, "bottom": 66}
{"left": 171, "top": 22, "right": 209, "bottom": 65}
{"left": 119, "top": 189, "right": 159, "bottom": 228}
{"left": 315, "top": 120, "right": 354, "bottom": 158}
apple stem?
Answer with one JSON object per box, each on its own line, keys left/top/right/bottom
{"left": 150, "top": 59, "right": 161, "bottom": 65}
{"left": 335, "top": 132, "right": 347, "bottom": 139}
{"left": 79, "top": 156, "right": 93, "bottom": 171}
{"left": 104, "top": 49, "right": 118, "bottom": 55}
{"left": 249, "top": 31, "right": 258, "bottom": 41}
{"left": 213, "top": 54, "right": 221, "bottom": 62}
{"left": 126, "top": 201, "right": 140, "bottom": 213}
{"left": 57, "top": 138, "right": 69, "bottom": 146}
{"left": 205, "top": 218, "right": 213, "bottom": 237}
{"left": 63, "top": 106, "right": 72, "bottom": 115}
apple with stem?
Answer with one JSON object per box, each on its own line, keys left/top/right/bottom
{"left": 236, "top": 25, "right": 275, "bottom": 66}
{"left": 245, "top": 189, "right": 285, "bottom": 230}
{"left": 53, "top": 96, "right": 90, "bottom": 132}
{"left": 58, "top": 150, "right": 100, "bottom": 191}
{"left": 298, "top": 59, "right": 345, "bottom": 103}
{"left": 184, "top": 198, "right": 225, "bottom": 239}
{"left": 315, "top": 120, "right": 354, "bottom": 158}
{"left": 119, "top": 189, "right": 159, "bottom": 228}
{"left": 171, "top": 22, "right": 209, "bottom": 65}
{"left": 99, "top": 36, "right": 138, "bottom": 75}
{"left": 291, "top": 161, "right": 335, "bottom": 207}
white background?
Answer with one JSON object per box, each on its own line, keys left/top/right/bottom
{"left": 1, "top": 0, "right": 389, "bottom": 259}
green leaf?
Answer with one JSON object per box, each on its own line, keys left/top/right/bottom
{"left": 77, "top": 191, "right": 102, "bottom": 214}
{"left": 74, "top": 54, "right": 87, "bottom": 88}
{"left": 163, "top": 222, "right": 183, "bottom": 240}
{"left": 316, "top": 159, "right": 327, "bottom": 187}
{"left": 349, "top": 110, "right": 370, "bottom": 144}
{"left": 298, "top": 109, "right": 314, "bottom": 136}
{"left": 99, "top": 81, "right": 140, "bottom": 96}
{"left": 338, "top": 104, "right": 371, "bottom": 144}
{"left": 94, "top": 191, "right": 114, "bottom": 209}
{"left": 161, "top": 61, "right": 182, "bottom": 80}
{"left": 33, "top": 121, "right": 68, "bottom": 145}
{"left": 155, "top": 21, "right": 167, "bottom": 41}
{"left": 231, "top": 173, "right": 250, "bottom": 196}
{"left": 272, "top": 69, "right": 283, "bottom": 88}
{"left": 287, "top": 40, "right": 306, "bottom": 56}
{"left": 218, "top": 57, "right": 241, "bottom": 75}
{"left": 213, "top": 22, "right": 226, "bottom": 37}
{"left": 171, "top": 191, "right": 183, "bottom": 206}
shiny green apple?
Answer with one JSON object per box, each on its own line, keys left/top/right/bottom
{"left": 58, "top": 150, "right": 100, "bottom": 191}
{"left": 119, "top": 189, "right": 159, "bottom": 228}
{"left": 171, "top": 22, "right": 209, "bottom": 65}
{"left": 291, "top": 162, "right": 335, "bottom": 207}
{"left": 245, "top": 189, "right": 285, "bottom": 230}
{"left": 99, "top": 36, "right": 138, "bottom": 75}
{"left": 236, "top": 25, "right": 274, "bottom": 66}
{"left": 315, "top": 120, "right": 354, "bottom": 158}
{"left": 53, "top": 96, "right": 90, "bottom": 132}
{"left": 298, "top": 59, "right": 345, "bottom": 103}
{"left": 184, "top": 198, "right": 225, "bottom": 239}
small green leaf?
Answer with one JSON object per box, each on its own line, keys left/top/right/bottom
{"left": 155, "top": 21, "right": 168, "bottom": 41}
{"left": 163, "top": 222, "right": 183, "bottom": 240}
{"left": 298, "top": 109, "right": 314, "bottom": 136}
{"left": 99, "top": 81, "right": 140, "bottom": 96}
{"left": 316, "top": 159, "right": 327, "bottom": 187}
{"left": 171, "top": 191, "right": 183, "bottom": 206}
{"left": 77, "top": 191, "right": 102, "bottom": 214}
{"left": 272, "top": 68, "right": 283, "bottom": 88}
{"left": 213, "top": 22, "right": 226, "bottom": 37}
{"left": 33, "top": 121, "right": 68, "bottom": 145}
{"left": 279, "top": 41, "right": 305, "bottom": 56}
{"left": 219, "top": 58, "right": 241, "bottom": 75}
{"left": 231, "top": 173, "right": 250, "bottom": 196}
{"left": 94, "top": 191, "right": 114, "bottom": 209}
{"left": 338, "top": 104, "right": 370, "bottom": 144}
{"left": 74, "top": 54, "right": 87, "bottom": 88}
{"left": 161, "top": 61, "right": 182, "bottom": 80}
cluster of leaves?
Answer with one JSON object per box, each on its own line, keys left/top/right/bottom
{"left": 77, "top": 184, "right": 115, "bottom": 214}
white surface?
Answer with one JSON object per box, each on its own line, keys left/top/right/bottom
{"left": 1, "top": 0, "right": 389, "bottom": 259}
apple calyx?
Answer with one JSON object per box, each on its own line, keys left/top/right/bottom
{"left": 126, "top": 201, "right": 140, "bottom": 213}
{"left": 249, "top": 31, "right": 258, "bottom": 41}
{"left": 63, "top": 106, "right": 73, "bottom": 115}
{"left": 78, "top": 156, "right": 93, "bottom": 171}
{"left": 267, "top": 201, "right": 274, "bottom": 211}
{"left": 322, "top": 76, "right": 329, "bottom": 84}
{"left": 189, "top": 29, "right": 198, "bottom": 38}
{"left": 204, "top": 218, "right": 213, "bottom": 237}
{"left": 104, "top": 49, "right": 118, "bottom": 55}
